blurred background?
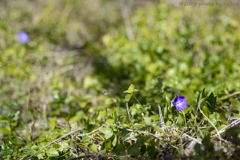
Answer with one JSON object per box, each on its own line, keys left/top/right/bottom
{"left": 0, "top": 0, "right": 239, "bottom": 145}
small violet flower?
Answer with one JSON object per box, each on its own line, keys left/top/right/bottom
{"left": 17, "top": 31, "right": 29, "bottom": 43}
{"left": 173, "top": 95, "right": 187, "bottom": 111}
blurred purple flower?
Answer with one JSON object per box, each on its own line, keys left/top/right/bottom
{"left": 17, "top": 31, "right": 29, "bottom": 43}
{"left": 173, "top": 95, "right": 187, "bottom": 111}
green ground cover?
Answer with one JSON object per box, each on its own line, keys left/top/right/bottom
{"left": 0, "top": 0, "right": 240, "bottom": 159}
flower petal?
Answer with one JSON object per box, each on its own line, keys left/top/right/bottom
{"left": 172, "top": 95, "right": 179, "bottom": 106}
{"left": 178, "top": 96, "right": 185, "bottom": 102}
{"left": 176, "top": 101, "right": 187, "bottom": 111}
{"left": 173, "top": 95, "right": 187, "bottom": 111}
{"left": 18, "top": 31, "right": 29, "bottom": 43}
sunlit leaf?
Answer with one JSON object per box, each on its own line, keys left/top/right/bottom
{"left": 99, "top": 127, "right": 113, "bottom": 139}
{"left": 46, "top": 148, "right": 59, "bottom": 157}
{"left": 90, "top": 143, "right": 98, "bottom": 153}
{"left": 144, "top": 117, "right": 151, "bottom": 125}
{"left": 202, "top": 106, "right": 210, "bottom": 118}
{"left": 125, "top": 94, "right": 132, "bottom": 102}
{"left": 177, "top": 114, "right": 185, "bottom": 125}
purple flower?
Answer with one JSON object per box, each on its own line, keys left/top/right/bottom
{"left": 173, "top": 95, "right": 187, "bottom": 111}
{"left": 17, "top": 31, "right": 29, "bottom": 43}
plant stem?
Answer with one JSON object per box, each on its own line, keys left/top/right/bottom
{"left": 198, "top": 98, "right": 222, "bottom": 141}
{"left": 158, "top": 104, "right": 165, "bottom": 125}
{"left": 126, "top": 102, "right": 131, "bottom": 123}
{"left": 132, "top": 94, "right": 143, "bottom": 108}
{"left": 184, "top": 113, "right": 186, "bottom": 125}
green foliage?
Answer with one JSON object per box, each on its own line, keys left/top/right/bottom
{"left": 99, "top": 4, "right": 240, "bottom": 100}
{"left": 0, "top": 0, "right": 240, "bottom": 159}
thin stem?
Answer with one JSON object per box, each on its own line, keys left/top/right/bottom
{"left": 157, "top": 104, "right": 168, "bottom": 137}
{"left": 158, "top": 104, "right": 165, "bottom": 125}
{"left": 218, "top": 118, "right": 240, "bottom": 134}
{"left": 132, "top": 94, "right": 143, "bottom": 108}
{"left": 227, "top": 91, "right": 240, "bottom": 98}
{"left": 198, "top": 99, "right": 221, "bottom": 140}
{"left": 126, "top": 102, "right": 131, "bottom": 123}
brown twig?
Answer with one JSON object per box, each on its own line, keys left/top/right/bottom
{"left": 227, "top": 91, "right": 240, "bottom": 98}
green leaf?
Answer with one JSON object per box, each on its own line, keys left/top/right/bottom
{"left": 50, "top": 117, "right": 57, "bottom": 131}
{"left": 48, "top": 131, "right": 60, "bottom": 141}
{"left": 177, "top": 114, "right": 185, "bottom": 125}
{"left": 202, "top": 106, "right": 210, "bottom": 118}
{"left": 120, "top": 128, "right": 130, "bottom": 137}
{"left": 90, "top": 143, "right": 98, "bottom": 153}
{"left": 202, "top": 88, "right": 206, "bottom": 98}
{"left": 224, "top": 127, "right": 240, "bottom": 145}
{"left": 59, "top": 141, "right": 68, "bottom": 152}
{"left": 37, "top": 153, "right": 44, "bottom": 159}
{"left": 22, "top": 149, "right": 35, "bottom": 155}
{"left": 99, "top": 127, "right": 113, "bottom": 139}
{"left": 163, "top": 104, "right": 168, "bottom": 117}
{"left": 218, "top": 108, "right": 228, "bottom": 123}
{"left": 230, "top": 99, "right": 240, "bottom": 107}
{"left": 181, "top": 107, "right": 189, "bottom": 114}
{"left": 202, "top": 134, "right": 211, "bottom": 147}
{"left": 112, "top": 135, "right": 117, "bottom": 146}
{"left": 100, "top": 149, "right": 106, "bottom": 154}
{"left": 206, "top": 92, "right": 217, "bottom": 112}
{"left": 123, "top": 90, "right": 131, "bottom": 94}
{"left": 144, "top": 117, "right": 151, "bottom": 125}
{"left": 46, "top": 148, "right": 59, "bottom": 157}
{"left": 82, "top": 136, "right": 91, "bottom": 142}
{"left": 113, "top": 144, "right": 125, "bottom": 155}
{"left": 178, "top": 146, "right": 184, "bottom": 155}
{"left": 31, "top": 145, "right": 39, "bottom": 151}
{"left": 154, "top": 96, "right": 161, "bottom": 103}
{"left": 150, "top": 115, "right": 161, "bottom": 121}
{"left": 209, "top": 113, "right": 219, "bottom": 125}
{"left": 140, "top": 145, "right": 146, "bottom": 155}
{"left": 127, "top": 144, "right": 139, "bottom": 157}
{"left": 196, "top": 92, "right": 203, "bottom": 111}
{"left": 197, "top": 88, "right": 206, "bottom": 110}
{"left": 103, "top": 140, "right": 112, "bottom": 150}
{"left": 124, "top": 84, "right": 139, "bottom": 94}
{"left": 136, "top": 135, "right": 151, "bottom": 145}
{"left": 147, "top": 145, "right": 156, "bottom": 157}
{"left": 71, "top": 122, "right": 78, "bottom": 130}
{"left": 157, "top": 77, "right": 163, "bottom": 83}
{"left": 217, "top": 125, "right": 226, "bottom": 131}
{"left": 0, "top": 149, "right": 13, "bottom": 157}
{"left": 166, "top": 121, "right": 172, "bottom": 125}
{"left": 106, "top": 119, "right": 115, "bottom": 125}
{"left": 194, "top": 144, "right": 203, "bottom": 155}
{"left": 218, "top": 95, "right": 228, "bottom": 101}
{"left": 69, "top": 110, "right": 85, "bottom": 123}
{"left": 129, "top": 84, "right": 135, "bottom": 93}
{"left": 125, "top": 94, "right": 132, "bottom": 102}
{"left": 13, "top": 137, "right": 25, "bottom": 145}
{"left": 157, "top": 83, "right": 162, "bottom": 90}
{"left": 230, "top": 99, "right": 240, "bottom": 118}
{"left": 0, "top": 127, "right": 11, "bottom": 135}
